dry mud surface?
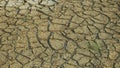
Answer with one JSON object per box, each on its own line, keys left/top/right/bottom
{"left": 0, "top": 0, "right": 120, "bottom": 68}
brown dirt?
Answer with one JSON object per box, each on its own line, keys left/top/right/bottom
{"left": 0, "top": 0, "right": 120, "bottom": 68}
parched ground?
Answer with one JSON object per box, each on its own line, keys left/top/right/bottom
{"left": 0, "top": 0, "right": 120, "bottom": 68}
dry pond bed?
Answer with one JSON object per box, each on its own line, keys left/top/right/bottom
{"left": 0, "top": 0, "right": 120, "bottom": 68}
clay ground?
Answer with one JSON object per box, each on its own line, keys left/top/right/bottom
{"left": 0, "top": 0, "right": 120, "bottom": 68}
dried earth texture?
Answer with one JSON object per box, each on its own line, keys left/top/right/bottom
{"left": 0, "top": 0, "right": 120, "bottom": 68}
